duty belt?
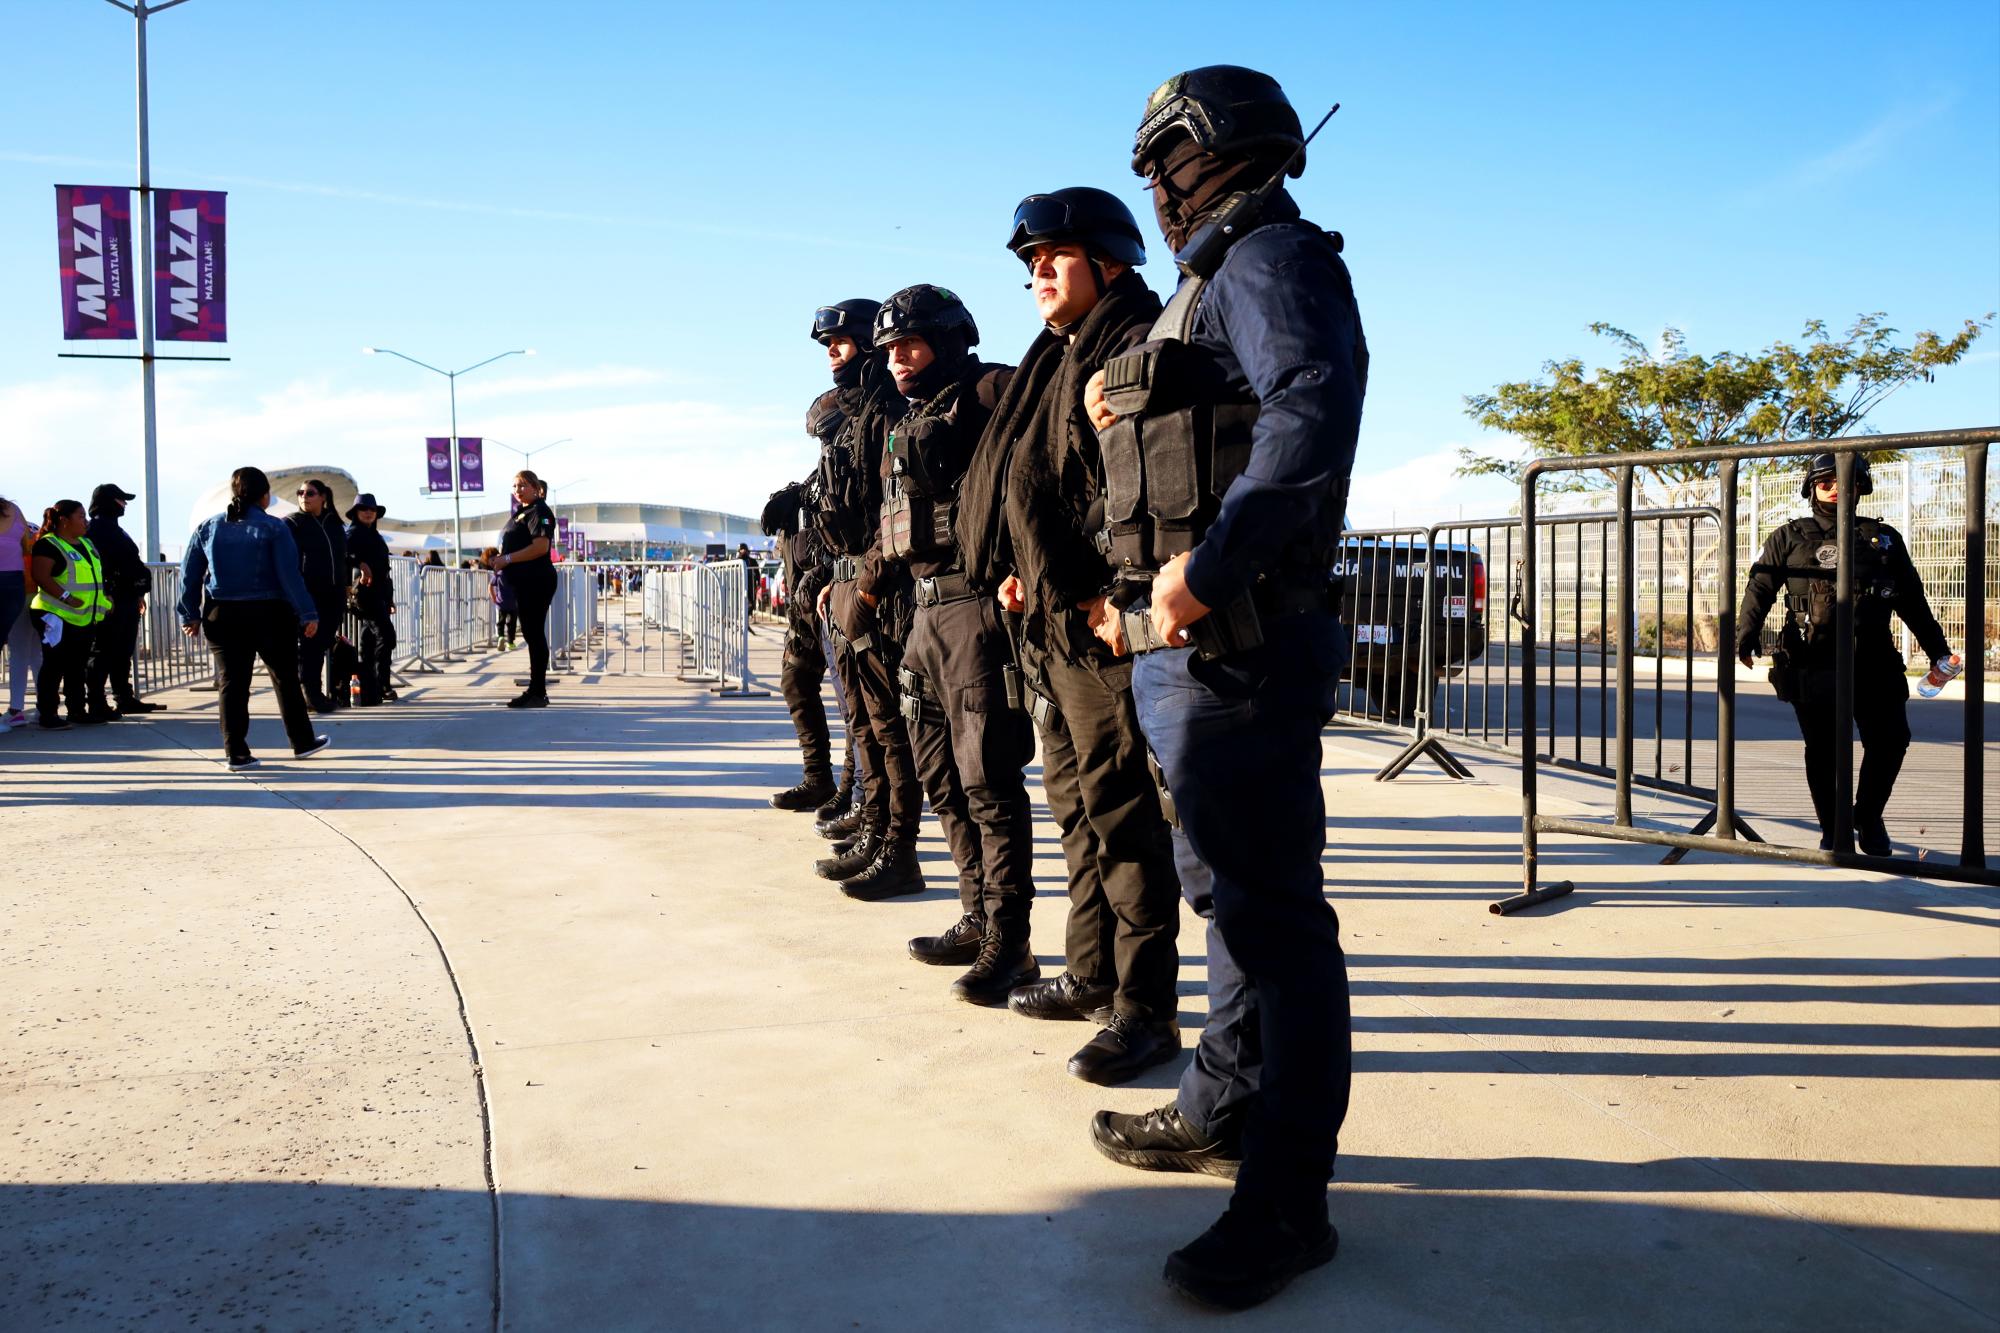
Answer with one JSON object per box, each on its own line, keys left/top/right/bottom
{"left": 827, "top": 618, "right": 875, "bottom": 655}
{"left": 1124, "top": 581, "right": 1339, "bottom": 661}
{"left": 1003, "top": 664, "right": 1063, "bottom": 731}
{"left": 912, "top": 570, "right": 978, "bottom": 608}
{"left": 831, "top": 555, "right": 861, "bottom": 583}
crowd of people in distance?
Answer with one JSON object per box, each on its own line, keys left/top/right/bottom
{"left": 2, "top": 462, "right": 571, "bottom": 763}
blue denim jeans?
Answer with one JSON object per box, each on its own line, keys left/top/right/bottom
{"left": 1131, "top": 607, "right": 1352, "bottom": 1226}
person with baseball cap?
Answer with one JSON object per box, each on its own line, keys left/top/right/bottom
{"left": 84, "top": 483, "right": 161, "bottom": 718}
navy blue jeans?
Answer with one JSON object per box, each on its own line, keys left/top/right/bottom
{"left": 1131, "top": 608, "right": 1352, "bottom": 1227}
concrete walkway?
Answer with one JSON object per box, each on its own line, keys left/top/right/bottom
{"left": 3, "top": 631, "right": 1996, "bottom": 1331}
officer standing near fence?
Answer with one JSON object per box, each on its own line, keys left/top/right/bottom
{"left": 1083, "top": 66, "right": 1365, "bottom": 1310}
{"left": 1737, "top": 451, "right": 1955, "bottom": 857}
{"left": 284, "top": 479, "right": 348, "bottom": 713}
{"left": 952, "top": 188, "right": 1183, "bottom": 1082}
{"left": 762, "top": 393, "right": 849, "bottom": 814}
{"left": 810, "top": 299, "right": 923, "bottom": 889}
{"left": 84, "top": 483, "right": 161, "bottom": 717}
{"left": 344, "top": 493, "right": 396, "bottom": 706}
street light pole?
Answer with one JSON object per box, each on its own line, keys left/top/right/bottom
{"left": 105, "top": 0, "right": 194, "bottom": 559}
{"left": 488, "top": 438, "right": 572, "bottom": 472}
{"left": 363, "top": 346, "right": 532, "bottom": 559}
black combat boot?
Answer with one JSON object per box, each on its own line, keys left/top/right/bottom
{"left": 1007, "top": 972, "right": 1114, "bottom": 1022}
{"left": 1163, "top": 1203, "right": 1338, "bottom": 1311}
{"left": 1067, "top": 1013, "right": 1182, "bottom": 1086}
{"left": 816, "top": 752, "right": 855, "bottom": 820}
{"left": 1089, "top": 1102, "right": 1240, "bottom": 1178}
{"left": 1855, "top": 811, "right": 1893, "bottom": 857}
{"left": 838, "top": 837, "right": 924, "bottom": 901}
{"left": 770, "top": 773, "right": 836, "bottom": 811}
{"left": 815, "top": 826, "right": 881, "bottom": 881}
{"left": 908, "top": 912, "right": 986, "bottom": 965}
{"left": 950, "top": 917, "right": 1039, "bottom": 1006}
{"left": 815, "top": 806, "right": 863, "bottom": 840}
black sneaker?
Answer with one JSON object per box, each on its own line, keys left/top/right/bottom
{"left": 116, "top": 699, "right": 164, "bottom": 714}
{"left": 39, "top": 716, "right": 73, "bottom": 731}
{"left": 1164, "top": 1204, "right": 1337, "bottom": 1311}
{"left": 1007, "top": 972, "right": 1115, "bottom": 1023}
{"left": 292, "top": 736, "right": 332, "bottom": 759}
{"left": 1067, "top": 1014, "right": 1181, "bottom": 1086}
{"left": 1089, "top": 1103, "right": 1240, "bottom": 1179}
{"left": 227, "top": 753, "right": 260, "bottom": 771}
{"left": 506, "top": 689, "right": 549, "bottom": 709}
{"left": 909, "top": 912, "right": 986, "bottom": 965}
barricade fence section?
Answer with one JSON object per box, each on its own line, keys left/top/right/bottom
{"left": 581, "top": 560, "right": 761, "bottom": 694}
{"left": 1344, "top": 507, "right": 1725, "bottom": 804}
{"left": 1506, "top": 426, "right": 1996, "bottom": 913}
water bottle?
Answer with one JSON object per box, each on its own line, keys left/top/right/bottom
{"left": 1917, "top": 653, "right": 1963, "bottom": 699}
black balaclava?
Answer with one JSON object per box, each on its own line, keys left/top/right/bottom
{"left": 895, "top": 333, "right": 971, "bottom": 403}
{"left": 1147, "top": 135, "right": 1290, "bottom": 254}
{"left": 832, "top": 347, "right": 866, "bottom": 391}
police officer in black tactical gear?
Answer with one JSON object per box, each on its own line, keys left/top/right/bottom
{"left": 952, "top": 187, "right": 1184, "bottom": 1085}
{"left": 761, "top": 386, "right": 855, "bottom": 814}
{"left": 809, "top": 299, "right": 928, "bottom": 893}
{"left": 1738, "top": 451, "right": 1954, "bottom": 857}
{"left": 1082, "top": 66, "right": 1365, "bottom": 1311}
{"left": 84, "top": 483, "right": 161, "bottom": 718}
{"left": 856, "top": 283, "right": 1042, "bottom": 1003}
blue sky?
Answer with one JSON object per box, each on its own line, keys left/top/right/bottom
{"left": 3, "top": 0, "right": 1996, "bottom": 554}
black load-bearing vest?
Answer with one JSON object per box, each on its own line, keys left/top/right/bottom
{"left": 879, "top": 380, "right": 969, "bottom": 563}
{"left": 1777, "top": 515, "right": 1899, "bottom": 648}
{"left": 1096, "top": 228, "right": 1362, "bottom": 582}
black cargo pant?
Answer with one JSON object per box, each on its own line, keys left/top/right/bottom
{"left": 298, "top": 582, "right": 344, "bottom": 700}
{"left": 355, "top": 597, "right": 395, "bottom": 701}
{"left": 86, "top": 596, "right": 143, "bottom": 707}
{"left": 829, "top": 580, "right": 923, "bottom": 842}
{"left": 1027, "top": 637, "right": 1181, "bottom": 1022}
{"left": 1792, "top": 661, "right": 1912, "bottom": 839}
{"left": 35, "top": 616, "right": 95, "bottom": 722}
{"left": 780, "top": 603, "right": 833, "bottom": 784}
{"left": 903, "top": 593, "right": 1036, "bottom": 930}
{"left": 210, "top": 599, "right": 319, "bottom": 759}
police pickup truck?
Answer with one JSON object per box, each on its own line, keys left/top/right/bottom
{"left": 1333, "top": 535, "right": 1488, "bottom": 723}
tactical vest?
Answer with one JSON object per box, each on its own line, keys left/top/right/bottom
{"left": 1779, "top": 515, "right": 1898, "bottom": 647}
{"left": 1097, "top": 227, "right": 1360, "bottom": 582}
{"left": 879, "top": 384, "right": 964, "bottom": 563}
{"left": 817, "top": 401, "right": 876, "bottom": 555}
{"left": 31, "top": 534, "right": 110, "bottom": 627}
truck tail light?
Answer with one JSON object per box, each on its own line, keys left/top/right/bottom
{"left": 1472, "top": 557, "right": 1487, "bottom": 616}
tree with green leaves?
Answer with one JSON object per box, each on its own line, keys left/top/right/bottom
{"left": 1457, "top": 312, "right": 1991, "bottom": 492}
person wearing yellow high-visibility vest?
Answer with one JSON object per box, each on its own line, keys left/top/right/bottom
{"left": 28, "top": 499, "right": 111, "bottom": 730}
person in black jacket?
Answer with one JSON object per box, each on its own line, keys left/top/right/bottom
{"left": 284, "top": 478, "right": 349, "bottom": 712}
{"left": 1737, "top": 452, "right": 1954, "bottom": 855}
{"left": 483, "top": 469, "right": 558, "bottom": 708}
{"left": 84, "top": 482, "right": 160, "bottom": 717}
{"left": 344, "top": 492, "right": 396, "bottom": 705}
{"left": 953, "top": 189, "right": 1183, "bottom": 1086}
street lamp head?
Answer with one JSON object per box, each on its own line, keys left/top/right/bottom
{"left": 362, "top": 347, "right": 378, "bottom": 355}
{"left": 523, "top": 348, "right": 537, "bottom": 357}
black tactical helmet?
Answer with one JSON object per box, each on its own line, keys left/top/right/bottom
{"left": 1132, "top": 65, "right": 1305, "bottom": 177}
{"left": 1800, "top": 451, "right": 1874, "bottom": 499}
{"left": 811, "top": 299, "right": 880, "bottom": 350}
{"left": 872, "top": 284, "right": 979, "bottom": 352}
{"left": 1006, "top": 187, "right": 1147, "bottom": 268}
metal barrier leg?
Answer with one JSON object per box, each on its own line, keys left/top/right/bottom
{"left": 1497, "top": 469, "right": 1574, "bottom": 914}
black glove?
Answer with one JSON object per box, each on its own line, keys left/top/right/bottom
{"left": 761, "top": 483, "right": 804, "bottom": 537}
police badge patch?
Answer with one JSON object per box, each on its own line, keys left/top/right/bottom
{"left": 1815, "top": 543, "right": 1839, "bottom": 568}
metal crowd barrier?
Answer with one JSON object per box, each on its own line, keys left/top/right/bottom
{"left": 1343, "top": 509, "right": 1730, "bottom": 809}
{"left": 1508, "top": 426, "right": 1997, "bottom": 913}
{"left": 621, "top": 559, "right": 763, "bottom": 694}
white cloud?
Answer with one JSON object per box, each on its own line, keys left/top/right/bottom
{"left": 1346, "top": 443, "right": 1523, "bottom": 529}
{"left": 1742, "top": 95, "right": 1957, "bottom": 204}
{"left": 0, "top": 366, "right": 808, "bottom": 552}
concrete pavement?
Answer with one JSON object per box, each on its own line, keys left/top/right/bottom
{"left": 3, "top": 631, "right": 1996, "bottom": 1331}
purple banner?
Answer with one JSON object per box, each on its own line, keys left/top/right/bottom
{"left": 154, "top": 188, "right": 227, "bottom": 342}
{"left": 426, "top": 438, "right": 452, "bottom": 492}
{"left": 557, "top": 516, "right": 572, "bottom": 549}
{"left": 457, "top": 437, "right": 484, "bottom": 493}
{"left": 56, "top": 185, "right": 138, "bottom": 340}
